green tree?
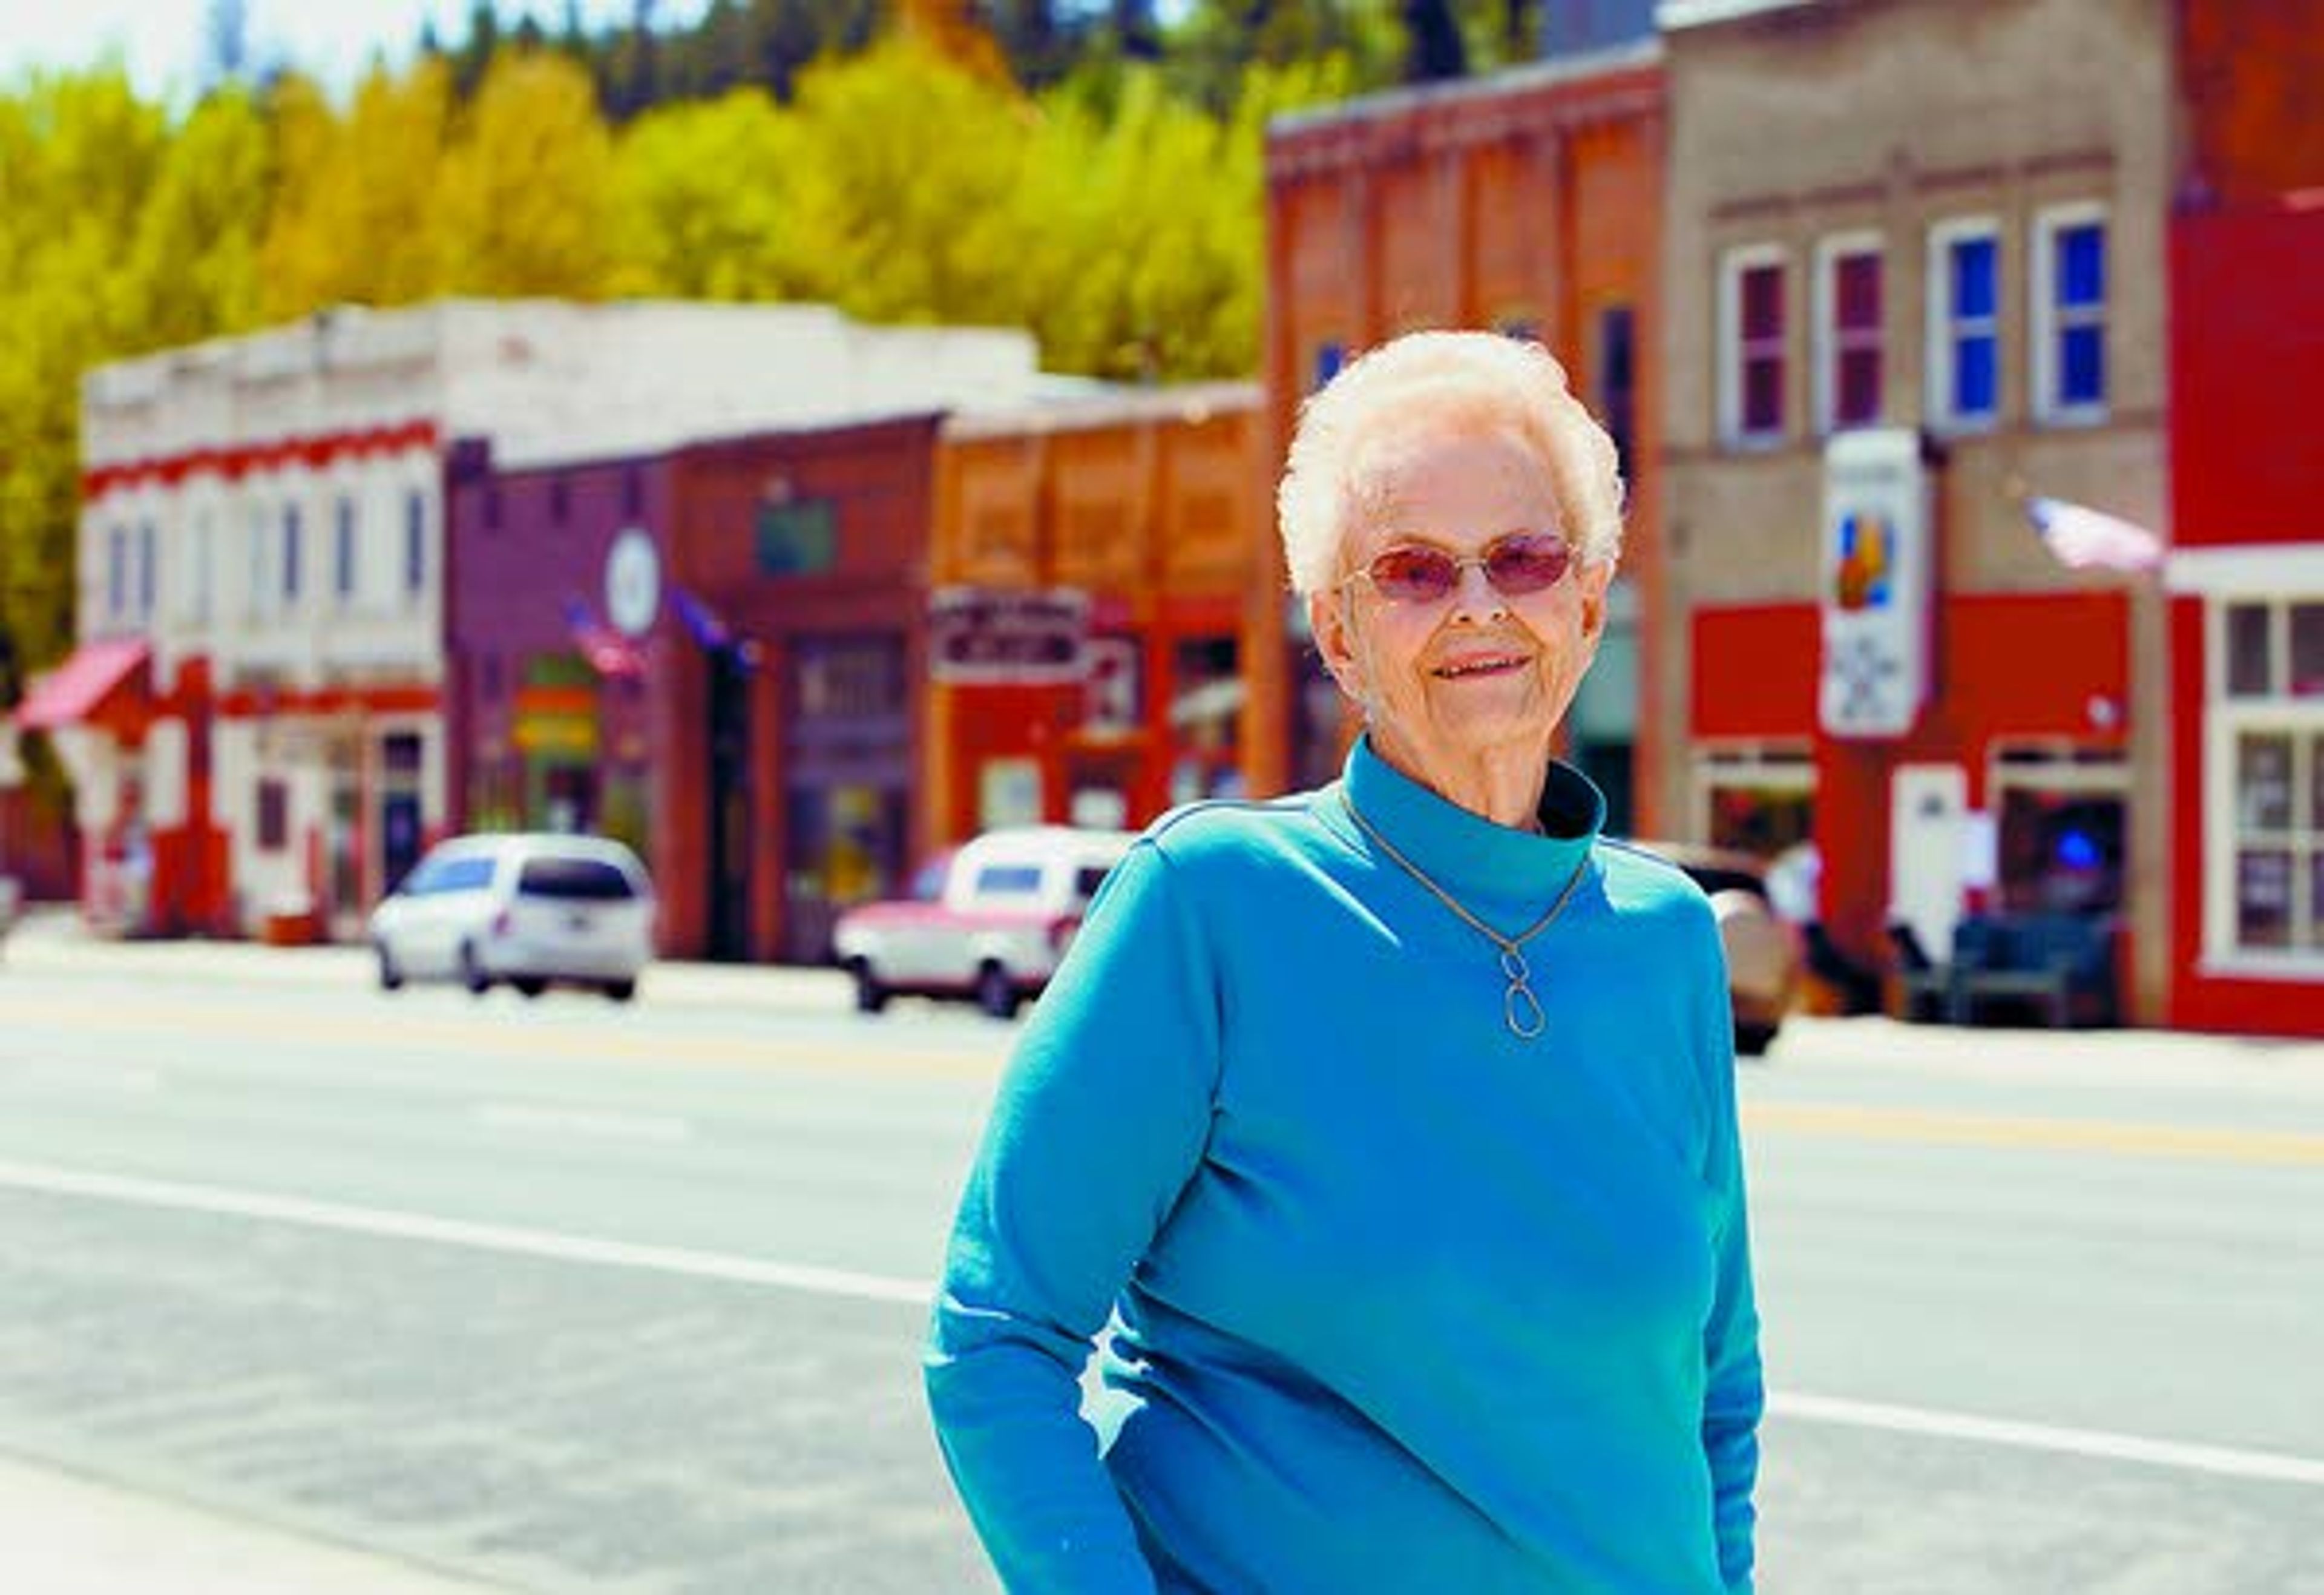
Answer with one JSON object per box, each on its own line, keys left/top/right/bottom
{"left": 610, "top": 90, "right": 814, "bottom": 298}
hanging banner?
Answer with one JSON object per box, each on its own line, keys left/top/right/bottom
{"left": 1819, "top": 428, "right": 1935, "bottom": 739}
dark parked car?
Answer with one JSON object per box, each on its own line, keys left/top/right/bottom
{"left": 1631, "top": 841, "right": 1804, "bottom": 1056}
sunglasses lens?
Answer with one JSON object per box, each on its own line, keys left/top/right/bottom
{"left": 1367, "top": 546, "right": 1457, "bottom": 602}
{"left": 1484, "top": 533, "right": 1571, "bottom": 593}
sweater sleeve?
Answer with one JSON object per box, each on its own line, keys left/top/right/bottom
{"left": 924, "top": 838, "right": 1222, "bottom": 1594}
{"left": 1696, "top": 916, "right": 1765, "bottom": 1593}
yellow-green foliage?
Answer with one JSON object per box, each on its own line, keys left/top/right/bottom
{"left": 0, "top": 38, "right": 1359, "bottom": 686}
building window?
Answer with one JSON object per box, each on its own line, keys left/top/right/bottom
{"left": 2210, "top": 597, "right": 2324, "bottom": 964}
{"left": 281, "top": 504, "right": 302, "bottom": 602}
{"left": 1814, "top": 235, "right": 1883, "bottom": 433}
{"left": 1718, "top": 245, "right": 1787, "bottom": 447}
{"left": 1926, "top": 219, "right": 2001, "bottom": 431}
{"left": 2033, "top": 204, "right": 2108, "bottom": 425}
{"left": 1596, "top": 304, "right": 1636, "bottom": 483}
{"left": 137, "top": 521, "right": 156, "bottom": 617}
{"left": 622, "top": 465, "right": 644, "bottom": 519}
{"left": 106, "top": 526, "right": 127, "bottom": 619}
{"left": 549, "top": 476, "right": 570, "bottom": 527}
{"left": 334, "top": 496, "right": 358, "bottom": 602}
{"left": 404, "top": 490, "right": 427, "bottom": 596}
{"left": 483, "top": 485, "right": 502, "bottom": 533}
{"left": 256, "top": 778, "right": 290, "bottom": 852}
{"left": 1312, "top": 341, "right": 1345, "bottom": 391}
{"left": 190, "top": 511, "right": 213, "bottom": 625}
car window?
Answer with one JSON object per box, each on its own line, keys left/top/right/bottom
{"left": 411, "top": 855, "right": 495, "bottom": 895}
{"left": 972, "top": 863, "right": 1044, "bottom": 897}
{"left": 909, "top": 855, "right": 952, "bottom": 903}
{"left": 1072, "top": 864, "right": 1114, "bottom": 901}
{"left": 1682, "top": 863, "right": 1768, "bottom": 902}
{"left": 517, "top": 857, "right": 637, "bottom": 901}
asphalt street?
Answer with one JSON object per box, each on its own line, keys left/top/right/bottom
{"left": 2, "top": 912, "right": 2321, "bottom": 1593}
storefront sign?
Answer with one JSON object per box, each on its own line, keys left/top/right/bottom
{"left": 930, "top": 587, "right": 1089, "bottom": 683}
{"left": 1819, "top": 428, "right": 1935, "bottom": 738}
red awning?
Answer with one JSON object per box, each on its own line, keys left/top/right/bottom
{"left": 12, "top": 637, "right": 152, "bottom": 731}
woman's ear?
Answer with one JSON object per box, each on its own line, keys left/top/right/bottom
{"left": 1576, "top": 561, "right": 1613, "bottom": 644}
{"left": 1309, "top": 589, "right": 1364, "bottom": 702}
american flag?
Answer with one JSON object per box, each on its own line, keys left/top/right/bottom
{"left": 2024, "top": 495, "right": 2165, "bottom": 574}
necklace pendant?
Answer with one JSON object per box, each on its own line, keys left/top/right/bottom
{"left": 1504, "top": 978, "right": 1546, "bottom": 1039}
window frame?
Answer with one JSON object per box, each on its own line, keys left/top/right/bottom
{"left": 2030, "top": 200, "right": 2110, "bottom": 428}
{"left": 2204, "top": 594, "right": 2324, "bottom": 972}
{"left": 1717, "top": 243, "right": 1790, "bottom": 450}
{"left": 1925, "top": 215, "right": 2003, "bottom": 435}
{"left": 1812, "top": 231, "right": 1886, "bottom": 435}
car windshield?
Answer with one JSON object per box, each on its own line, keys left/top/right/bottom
{"left": 517, "top": 857, "right": 637, "bottom": 901}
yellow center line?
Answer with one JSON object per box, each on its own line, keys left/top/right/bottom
{"left": 1745, "top": 1100, "right": 2324, "bottom": 1166}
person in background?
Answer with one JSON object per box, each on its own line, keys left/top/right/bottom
{"left": 926, "top": 330, "right": 1762, "bottom": 1594}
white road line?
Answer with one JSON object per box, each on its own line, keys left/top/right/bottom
{"left": 0, "top": 1156, "right": 929, "bottom": 1306}
{"left": 1770, "top": 1392, "right": 2324, "bottom": 1487}
{"left": 0, "top": 1062, "right": 163, "bottom": 1095}
{"left": 4, "top": 1154, "right": 2320, "bottom": 1488}
{"left": 471, "top": 1102, "right": 694, "bottom": 1143}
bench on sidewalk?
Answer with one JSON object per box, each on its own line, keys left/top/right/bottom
{"left": 1883, "top": 920, "right": 1954, "bottom": 1022}
{"left": 1947, "top": 911, "right": 2121, "bottom": 1028}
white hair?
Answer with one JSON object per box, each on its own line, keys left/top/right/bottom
{"left": 1276, "top": 331, "right": 1626, "bottom": 596}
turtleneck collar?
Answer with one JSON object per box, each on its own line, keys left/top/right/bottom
{"left": 1338, "top": 732, "right": 1604, "bottom": 906}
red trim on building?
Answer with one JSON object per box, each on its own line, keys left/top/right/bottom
{"left": 212, "top": 682, "right": 441, "bottom": 719}
{"left": 1692, "top": 606, "right": 1817, "bottom": 739}
{"left": 81, "top": 419, "right": 440, "bottom": 501}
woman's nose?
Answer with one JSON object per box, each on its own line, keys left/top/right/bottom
{"left": 1446, "top": 558, "right": 1508, "bottom": 620}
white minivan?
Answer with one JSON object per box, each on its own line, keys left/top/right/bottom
{"left": 367, "top": 833, "right": 655, "bottom": 1002}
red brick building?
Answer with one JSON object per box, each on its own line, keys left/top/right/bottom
{"left": 2160, "top": 1, "right": 2324, "bottom": 1033}
{"left": 1256, "top": 45, "right": 1668, "bottom": 829}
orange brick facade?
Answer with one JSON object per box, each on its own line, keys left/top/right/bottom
{"left": 1258, "top": 52, "right": 1670, "bottom": 827}
{"left": 927, "top": 386, "right": 1267, "bottom": 847}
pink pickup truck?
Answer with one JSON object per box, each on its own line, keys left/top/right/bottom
{"left": 832, "top": 826, "right": 1135, "bottom": 1018}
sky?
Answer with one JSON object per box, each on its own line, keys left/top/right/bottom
{"left": 0, "top": 1, "right": 711, "bottom": 104}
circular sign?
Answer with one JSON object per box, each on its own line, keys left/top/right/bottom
{"left": 605, "top": 529, "right": 660, "bottom": 638}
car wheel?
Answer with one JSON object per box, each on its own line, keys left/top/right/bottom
{"left": 513, "top": 977, "right": 547, "bottom": 999}
{"left": 849, "top": 959, "right": 889, "bottom": 1015}
{"left": 459, "top": 943, "right": 490, "bottom": 996}
{"left": 974, "top": 962, "right": 1019, "bottom": 1019}
{"left": 375, "top": 944, "right": 405, "bottom": 992}
{"left": 1735, "top": 1021, "right": 1777, "bottom": 1058}
{"left": 602, "top": 979, "right": 637, "bottom": 1003}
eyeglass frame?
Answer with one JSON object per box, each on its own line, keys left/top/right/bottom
{"left": 1336, "top": 529, "right": 1578, "bottom": 605}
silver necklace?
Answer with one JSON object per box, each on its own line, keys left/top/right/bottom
{"left": 1343, "top": 793, "right": 1590, "bottom": 1041}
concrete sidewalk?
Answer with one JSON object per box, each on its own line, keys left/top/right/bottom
{"left": 0, "top": 1453, "right": 501, "bottom": 1593}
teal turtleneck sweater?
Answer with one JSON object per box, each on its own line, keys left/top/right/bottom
{"left": 926, "top": 736, "right": 1762, "bottom": 1594}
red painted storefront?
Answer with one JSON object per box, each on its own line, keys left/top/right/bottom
{"left": 2165, "top": 202, "right": 2324, "bottom": 1034}
{"left": 1695, "top": 591, "right": 2130, "bottom": 976}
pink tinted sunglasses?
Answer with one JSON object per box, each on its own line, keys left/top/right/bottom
{"left": 1344, "top": 530, "right": 1574, "bottom": 604}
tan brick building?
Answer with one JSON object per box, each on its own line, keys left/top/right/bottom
{"left": 1658, "top": 0, "right": 2174, "bottom": 1018}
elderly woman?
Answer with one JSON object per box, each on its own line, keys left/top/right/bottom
{"left": 926, "top": 331, "right": 1762, "bottom": 1594}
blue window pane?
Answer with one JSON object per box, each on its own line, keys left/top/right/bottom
{"left": 2060, "top": 324, "right": 2105, "bottom": 406}
{"left": 108, "top": 528, "right": 126, "bottom": 614}
{"left": 1955, "top": 334, "right": 1997, "bottom": 416}
{"left": 1313, "top": 342, "right": 1345, "bottom": 390}
{"left": 283, "top": 507, "right": 301, "bottom": 599}
{"left": 1953, "top": 238, "right": 1995, "bottom": 319}
{"left": 138, "top": 523, "right": 155, "bottom": 614}
{"left": 2058, "top": 223, "right": 2106, "bottom": 307}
